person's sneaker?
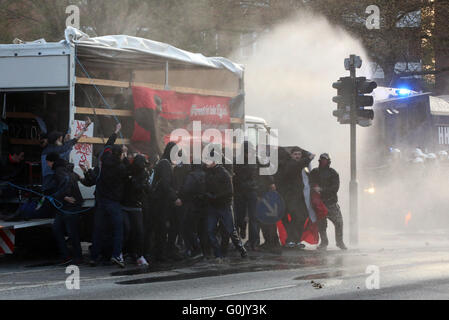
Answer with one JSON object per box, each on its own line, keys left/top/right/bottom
{"left": 296, "top": 243, "right": 306, "bottom": 250}
{"left": 337, "top": 242, "right": 348, "bottom": 250}
{"left": 111, "top": 256, "right": 125, "bottom": 268}
{"left": 285, "top": 242, "right": 296, "bottom": 249}
{"left": 137, "top": 256, "right": 149, "bottom": 267}
{"left": 239, "top": 247, "right": 248, "bottom": 258}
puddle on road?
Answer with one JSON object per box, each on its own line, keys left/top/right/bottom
{"left": 116, "top": 263, "right": 305, "bottom": 285}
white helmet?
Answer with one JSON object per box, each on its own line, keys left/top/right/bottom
{"left": 438, "top": 151, "right": 448, "bottom": 159}
{"left": 413, "top": 148, "right": 425, "bottom": 158}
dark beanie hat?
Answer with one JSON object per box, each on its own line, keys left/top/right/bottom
{"left": 48, "top": 131, "right": 64, "bottom": 145}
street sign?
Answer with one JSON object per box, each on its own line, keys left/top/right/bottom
{"left": 255, "top": 191, "right": 285, "bottom": 225}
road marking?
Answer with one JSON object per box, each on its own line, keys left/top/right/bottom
{"left": 194, "top": 284, "right": 298, "bottom": 300}
{"left": 0, "top": 275, "right": 128, "bottom": 293}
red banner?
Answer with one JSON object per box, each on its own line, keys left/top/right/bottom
{"left": 131, "top": 86, "right": 232, "bottom": 155}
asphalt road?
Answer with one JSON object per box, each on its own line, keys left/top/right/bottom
{"left": 1, "top": 229, "right": 449, "bottom": 300}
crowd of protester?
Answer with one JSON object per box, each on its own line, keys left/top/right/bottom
{"left": 0, "top": 119, "right": 349, "bottom": 268}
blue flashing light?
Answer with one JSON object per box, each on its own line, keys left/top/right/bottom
{"left": 397, "top": 88, "right": 412, "bottom": 96}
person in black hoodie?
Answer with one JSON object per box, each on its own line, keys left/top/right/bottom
{"left": 178, "top": 161, "right": 209, "bottom": 258}
{"left": 151, "top": 142, "right": 182, "bottom": 262}
{"left": 90, "top": 136, "right": 128, "bottom": 268}
{"left": 204, "top": 148, "right": 247, "bottom": 262}
{"left": 169, "top": 159, "right": 191, "bottom": 258}
{"left": 46, "top": 152, "right": 84, "bottom": 265}
{"left": 122, "top": 154, "right": 151, "bottom": 266}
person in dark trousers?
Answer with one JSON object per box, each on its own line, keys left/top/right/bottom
{"left": 151, "top": 142, "right": 182, "bottom": 262}
{"left": 204, "top": 150, "right": 247, "bottom": 263}
{"left": 46, "top": 152, "right": 84, "bottom": 266}
{"left": 122, "top": 154, "right": 150, "bottom": 267}
{"left": 142, "top": 154, "right": 158, "bottom": 259}
{"left": 89, "top": 124, "right": 128, "bottom": 268}
{"left": 257, "top": 173, "right": 281, "bottom": 254}
{"left": 310, "top": 153, "right": 347, "bottom": 251}
{"left": 278, "top": 147, "right": 315, "bottom": 248}
{"left": 178, "top": 161, "right": 209, "bottom": 259}
{"left": 233, "top": 141, "right": 260, "bottom": 250}
{"left": 169, "top": 160, "right": 191, "bottom": 258}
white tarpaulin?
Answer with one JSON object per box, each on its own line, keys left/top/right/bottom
{"left": 65, "top": 27, "right": 244, "bottom": 78}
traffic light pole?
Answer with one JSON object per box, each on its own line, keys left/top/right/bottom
{"left": 349, "top": 55, "right": 358, "bottom": 246}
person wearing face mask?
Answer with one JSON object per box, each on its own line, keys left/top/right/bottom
{"left": 310, "top": 153, "right": 347, "bottom": 251}
{"left": 150, "top": 142, "right": 182, "bottom": 262}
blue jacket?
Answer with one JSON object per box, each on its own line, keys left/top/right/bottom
{"left": 41, "top": 139, "right": 78, "bottom": 179}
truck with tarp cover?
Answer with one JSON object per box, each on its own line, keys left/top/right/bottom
{"left": 0, "top": 27, "right": 246, "bottom": 255}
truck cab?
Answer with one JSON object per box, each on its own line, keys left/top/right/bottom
{"left": 245, "top": 115, "right": 271, "bottom": 147}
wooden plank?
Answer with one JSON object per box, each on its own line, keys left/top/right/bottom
{"left": 79, "top": 137, "right": 131, "bottom": 145}
{"left": 76, "top": 77, "right": 237, "bottom": 98}
{"left": 75, "top": 77, "right": 130, "bottom": 88}
{"left": 6, "top": 112, "right": 36, "bottom": 119}
{"left": 75, "top": 107, "right": 133, "bottom": 117}
{"left": 9, "top": 139, "right": 40, "bottom": 146}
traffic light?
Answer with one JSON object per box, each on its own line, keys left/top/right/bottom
{"left": 355, "top": 77, "right": 377, "bottom": 127}
{"left": 332, "top": 77, "right": 353, "bottom": 124}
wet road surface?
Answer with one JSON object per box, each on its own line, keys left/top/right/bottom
{"left": 1, "top": 229, "right": 449, "bottom": 300}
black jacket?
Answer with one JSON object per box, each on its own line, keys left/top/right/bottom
{"left": 95, "top": 150, "right": 127, "bottom": 203}
{"left": 173, "top": 163, "right": 192, "bottom": 192}
{"left": 122, "top": 156, "right": 150, "bottom": 208}
{"left": 310, "top": 166, "right": 340, "bottom": 205}
{"left": 278, "top": 156, "right": 312, "bottom": 198}
{"left": 152, "top": 158, "right": 177, "bottom": 202}
{"left": 205, "top": 164, "right": 233, "bottom": 208}
{"left": 256, "top": 174, "right": 275, "bottom": 197}
{"left": 179, "top": 165, "right": 206, "bottom": 206}
{"left": 51, "top": 159, "right": 84, "bottom": 210}
{"left": 233, "top": 163, "right": 259, "bottom": 194}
